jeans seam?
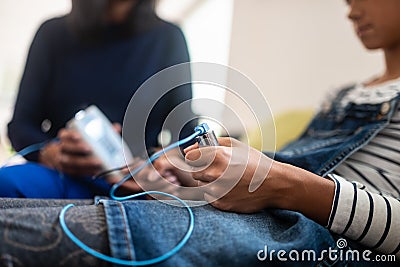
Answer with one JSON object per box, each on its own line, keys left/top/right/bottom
{"left": 101, "top": 200, "right": 136, "bottom": 264}
{"left": 117, "top": 202, "right": 134, "bottom": 260}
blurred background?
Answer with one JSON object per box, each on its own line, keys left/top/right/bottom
{"left": 0, "top": 0, "right": 384, "bottom": 161}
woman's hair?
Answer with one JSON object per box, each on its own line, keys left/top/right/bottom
{"left": 67, "top": 0, "right": 160, "bottom": 42}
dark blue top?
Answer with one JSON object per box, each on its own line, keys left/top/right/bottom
{"left": 8, "top": 16, "right": 195, "bottom": 159}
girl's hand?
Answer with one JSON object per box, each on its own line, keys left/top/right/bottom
{"left": 184, "top": 137, "right": 278, "bottom": 213}
{"left": 184, "top": 137, "right": 335, "bottom": 225}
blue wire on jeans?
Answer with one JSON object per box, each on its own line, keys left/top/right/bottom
{"left": 3, "top": 125, "right": 208, "bottom": 266}
{"left": 60, "top": 191, "right": 195, "bottom": 266}
{"left": 60, "top": 127, "right": 206, "bottom": 266}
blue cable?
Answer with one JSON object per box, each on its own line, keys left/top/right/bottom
{"left": 110, "top": 130, "right": 201, "bottom": 200}
{"left": 1, "top": 139, "right": 58, "bottom": 168}
{"left": 16, "top": 141, "right": 49, "bottom": 156}
{"left": 59, "top": 125, "right": 208, "bottom": 265}
{"left": 4, "top": 124, "right": 209, "bottom": 265}
{"left": 59, "top": 191, "right": 194, "bottom": 266}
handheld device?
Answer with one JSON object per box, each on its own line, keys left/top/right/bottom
{"left": 67, "top": 105, "right": 133, "bottom": 172}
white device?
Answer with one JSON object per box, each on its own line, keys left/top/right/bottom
{"left": 67, "top": 105, "right": 133, "bottom": 172}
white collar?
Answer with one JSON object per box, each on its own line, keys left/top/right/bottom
{"left": 341, "top": 79, "right": 400, "bottom": 106}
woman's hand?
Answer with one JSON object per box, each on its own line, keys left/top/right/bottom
{"left": 55, "top": 127, "right": 103, "bottom": 177}
{"left": 111, "top": 158, "right": 186, "bottom": 198}
{"left": 39, "top": 128, "right": 101, "bottom": 177}
{"left": 39, "top": 123, "right": 122, "bottom": 178}
{"left": 38, "top": 141, "right": 63, "bottom": 170}
{"left": 152, "top": 148, "right": 198, "bottom": 187}
{"left": 111, "top": 148, "right": 205, "bottom": 200}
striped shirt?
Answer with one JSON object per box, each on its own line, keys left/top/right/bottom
{"left": 325, "top": 81, "right": 400, "bottom": 258}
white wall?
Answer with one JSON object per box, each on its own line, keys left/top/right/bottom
{"left": 0, "top": 0, "right": 71, "bottom": 159}
{"left": 0, "top": 0, "right": 386, "bottom": 158}
{"left": 225, "top": 0, "right": 384, "bottom": 135}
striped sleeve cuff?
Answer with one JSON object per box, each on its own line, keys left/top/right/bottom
{"left": 326, "top": 174, "right": 400, "bottom": 258}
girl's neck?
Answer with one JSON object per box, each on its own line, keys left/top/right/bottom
{"left": 384, "top": 46, "right": 400, "bottom": 76}
{"left": 365, "top": 47, "right": 400, "bottom": 87}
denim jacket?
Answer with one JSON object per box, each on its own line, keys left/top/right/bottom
{"left": 273, "top": 85, "right": 400, "bottom": 177}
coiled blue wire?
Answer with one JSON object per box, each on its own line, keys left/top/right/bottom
{"left": 59, "top": 190, "right": 194, "bottom": 266}
{"left": 2, "top": 126, "right": 206, "bottom": 265}
{"left": 59, "top": 128, "right": 204, "bottom": 265}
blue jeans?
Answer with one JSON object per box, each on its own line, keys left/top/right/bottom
{"left": 0, "top": 163, "right": 111, "bottom": 198}
{"left": 0, "top": 198, "right": 398, "bottom": 266}
{"left": 102, "top": 200, "right": 339, "bottom": 267}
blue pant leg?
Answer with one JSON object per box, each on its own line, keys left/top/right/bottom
{"left": 0, "top": 163, "right": 110, "bottom": 198}
{"left": 102, "top": 200, "right": 343, "bottom": 267}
